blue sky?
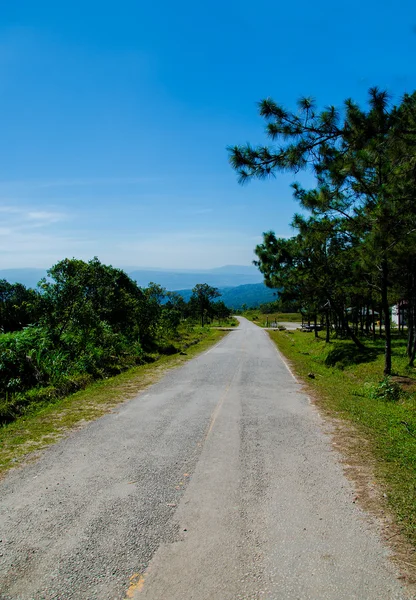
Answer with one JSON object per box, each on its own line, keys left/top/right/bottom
{"left": 1, "top": 0, "right": 415, "bottom": 269}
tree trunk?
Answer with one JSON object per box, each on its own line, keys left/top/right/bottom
{"left": 325, "top": 310, "right": 330, "bottom": 343}
{"left": 407, "top": 307, "right": 414, "bottom": 359}
{"left": 314, "top": 314, "right": 318, "bottom": 338}
{"left": 379, "top": 305, "right": 383, "bottom": 338}
{"left": 409, "top": 307, "right": 416, "bottom": 367}
{"left": 409, "top": 334, "right": 416, "bottom": 367}
{"left": 328, "top": 295, "right": 365, "bottom": 350}
{"left": 381, "top": 258, "right": 392, "bottom": 375}
{"left": 371, "top": 302, "right": 376, "bottom": 342}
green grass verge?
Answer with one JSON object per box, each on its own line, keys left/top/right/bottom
{"left": 269, "top": 329, "right": 416, "bottom": 545}
{"left": 0, "top": 327, "right": 229, "bottom": 477}
{"left": 243, "top": 310, "right": 302, "bottom": 326}
{"left": 210, "top": 316, "right": 239, "bottom": 327}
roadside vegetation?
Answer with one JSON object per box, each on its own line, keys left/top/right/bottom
{"left": 229, "top": 88, "right": 416, "bottom": 377}
{"left": 0, "top": 326, "right": 227, "bottom": 477}
{"left": 270, "top": 328, "right": 416, "bottom": 545}
{"left": 236, "top": 299, "right": 302, "bottom": 327}
{"left": 244, "top": 311, "right": 302, "bottom": 326}
{"left": 243, "top": 308, "right": 302, "bottom": 326}
{"left": 229, "top": 88, "right": 416, "bottom": 550}
{"left": 0, "top": 258, "right": 235, "bottom": 429}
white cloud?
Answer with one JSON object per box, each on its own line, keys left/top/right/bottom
{"left": 0, "top": 202, "right": 259, "bottom": 270}
{"left": 0, "top": 204, "right": 68, "bottom": 230}
{"left": 0, "top": 203, "right": 76, "bottom": 267}
{"left": 0, "top": 230, "right": 96, "bottom": 268}
{"left": 0, "top": 177, "right": 155, "bottom": 191}
{"left": 26, "top": 210, "right": 66, "bottom": 224}
{"left": 0, "top": 206, "right": 22, "bottom": 214}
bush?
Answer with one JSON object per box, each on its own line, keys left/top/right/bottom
{"left": 0, "top": 320, "right": 148, "bottom": 423}
{"left": 0, "top": 327, "right": 54, "bottom": 393}
{"left": 369, "top": 377, "right": 403, "bottom": 402}
{"left": 0, "top": 373, "right": 97, "bottom": 425}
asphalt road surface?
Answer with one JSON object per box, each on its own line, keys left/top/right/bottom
{"left": 0, "top": 318, "right": 408, "bottom": 599}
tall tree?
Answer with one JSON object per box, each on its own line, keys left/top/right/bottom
{"left": 190, "top": 283, "right": 220, "bottom": 326}
{"left": 229, "top": 89, "right": 416, "bottom": 374}
{"left": 40, "top": 257, "right": 156, "bottom": 346}
{"left": 0, "top": 280, "right": 41, "bottom": 332}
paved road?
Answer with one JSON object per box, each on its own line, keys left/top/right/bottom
{"left": 0, "top": 318, "right": 408, "bottom": 599}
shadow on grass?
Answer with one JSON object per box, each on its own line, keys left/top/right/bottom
{"left": 325, "top": 344, "right": 380, "bottom": 369}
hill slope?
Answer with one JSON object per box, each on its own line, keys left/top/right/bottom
{"left": 177, "top": 283, "right": 277, "bottom": 309}
{"left": 0, "top": 265, "right": 263, "bottom": 291}
{"left": 127, "top": 267, "right": 262, "bottom": 290}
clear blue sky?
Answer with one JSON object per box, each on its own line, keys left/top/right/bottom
{"left": 1, "top": 1, "right": 415, "bottom": 269}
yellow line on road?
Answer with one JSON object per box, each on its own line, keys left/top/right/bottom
{"left": 125, "top": 335, "right": 246, "bottom": 598}
{"left": 206, "top": 341, "right": 246, "bottom": 438}
{"left": 125, "top": 573, "right": 145, "bottom": 598}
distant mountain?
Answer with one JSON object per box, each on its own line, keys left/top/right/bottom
{"left": 0, "top": 265, "right": 264, "bottom": 292}
{"left": 177, "top": 283, "right": 278, "bottom": 310}
{"left": 0, "top": 269, "right": 48, "bottom": 288}
{"left": 127, "top": 267, "right": 263, "bottom": 290}
{"left": 205, "top": 265, "right": 260, "bottom": 275}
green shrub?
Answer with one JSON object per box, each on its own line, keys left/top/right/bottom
{"left": 0, "top": 327, "right": 54, "bottom": 392}
{"left": 369, "top": 377, "right": 403, "bottom": 402}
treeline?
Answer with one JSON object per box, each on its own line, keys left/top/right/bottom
{"left": 0, "top": 258, "right": 231, "bottom": 424}
{"left": 229, "top": 88, "right": 416, "bottom": 375}
{"left": 254, "top": 298, "right": 299, "bottom": 315}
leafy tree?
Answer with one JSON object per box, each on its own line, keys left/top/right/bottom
{"left": 190, "top": 283, "right": 221, "bottom": 326}
{"left": 162, "top": 291, "right": 187, "bottom": 332}
{"left": 0, "top": 280, "right": 41, "bottom": 333}
{"left": 255, "top": 215, "right": 366, "bottom": 345}
{"left": 229, "top": 88, "right": 416, "bottom": 374}
{"left": 40, "top": 257, "right": 154, "bottom": 347}
{"left": 212, "top": 300, "right": 232, "bottom": 324}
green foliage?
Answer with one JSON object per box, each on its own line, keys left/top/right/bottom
{"left": 40, "top": 257, "right": 152, "bottom": 345}
{"left": 0, "top": 279, "right": 41, "bottom": 333}
{"left": 369, "top": 377, "right": 403, "bottom": 403}
{"left": 0, "top": 327, "right": 228, "bottom": 475}
{"left": 0, "top": 256, "right": 229, "bottom": 425}
{"left": 243, "top": 309, "right": 302, "bottom": 326}
{"left": 229, "top": 88, "right": 416, "bottom": 374}
{"left": 189, "top": 283, "right": 221, "bottom": 326}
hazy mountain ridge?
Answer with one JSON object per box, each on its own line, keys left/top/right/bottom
{"left": 0, "top": 265, "right": 263, "bottom": 291}
{"left": 0, "top": 269, "right": 48, "bottom": 289}
{"left": 177, "top": 283, "right": 277, "bottom": 309}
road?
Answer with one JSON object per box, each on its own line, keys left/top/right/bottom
{"left": 0, "top": 318, "right": 408, "bottom": 599}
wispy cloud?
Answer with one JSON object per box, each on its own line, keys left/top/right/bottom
{"left": 0, "top": 206, "right": 21, "bottom": 214}
{"left": 26, "top": 210, "right": 66, "bottom": 224}
{"left": 0, "top": 204, "right": 68, "bottom": 230}
{"left": 0, "top": 230, "right": 96, "bottom": 268}
{"left": 0, "top": 177, "right": 156, "bottom": 191}
{"left": 0, "top": 202, "right": 95, "bottom": 268}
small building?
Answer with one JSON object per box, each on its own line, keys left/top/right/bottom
{"left": 392, "top": 301, "right": 408, "bottom": 327}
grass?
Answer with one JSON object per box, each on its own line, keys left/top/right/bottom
{"left": 209, "top": 316, "right": 239, "bottom": 327}
{"left": 0, "top": 326, "right": 229, "bottom": 477}
{"left": 269, "top": 328, "right": 416, "bottom": 546}
{"left": 243, "top": 310, "right": 302, "bottom": 326}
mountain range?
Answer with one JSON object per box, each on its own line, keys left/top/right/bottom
{"left": 0, "top": 265, "right": 263, "bottom": 290}
{"left": 0, "top": 265, "right": 275, "bottom": 309}
{"left": 177, "top": 283, "right": 277, "bottom": 309}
